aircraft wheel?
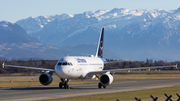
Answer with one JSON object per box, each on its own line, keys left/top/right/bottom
{"left": 64, "top": 84, "right": 67, "bottom": 89}
{"left": 59, "top": 82, "right": 63, "bottom": 88}
{"left": 66, "top": 85, "right": 69, "bottom": 89}
{"left": 98, "top": 83, "right": 102, "bottom": 89}
{"left": 64, "top": 84, "right": 69, "bottom": 89}
{"left": 103, "top": 85, "right": 106, "bottom": 89}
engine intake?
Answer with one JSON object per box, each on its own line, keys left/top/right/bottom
{"left": 39, "top": 73, "right": 53, "bottom": 85}
{"left": 100, "top": 73, "right": 113, "bottom": 86}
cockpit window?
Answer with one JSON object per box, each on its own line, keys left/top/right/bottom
{"left": 62, "top": 62, "right": 67, "bottom": 65}
{"left": 58, "top": 62, "right": 62, "bottom": 65}
{"left": 58, "top": 62, "right": 73, "bottom": 66}
{"left": 68, "top": 62, "right": 73, "bottom": 65}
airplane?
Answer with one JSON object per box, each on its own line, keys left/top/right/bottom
{"left": 2, "top": 28, "right": 177, "bottom": 89}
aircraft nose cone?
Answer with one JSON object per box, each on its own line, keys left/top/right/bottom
{"left": 55, "top": 65, "right": 69, "bottom": 78}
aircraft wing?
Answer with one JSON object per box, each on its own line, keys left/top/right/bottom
{"left": 87, "top": 65, "right": 177, "bottom": 76}
{"left": 2, "top": 63, "right": 55, "bottom": 72}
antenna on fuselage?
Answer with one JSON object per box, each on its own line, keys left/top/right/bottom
{"left": 95, "top": 28, "right": 104, "bottom": 58}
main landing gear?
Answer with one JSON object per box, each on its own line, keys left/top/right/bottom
{"left": 98, "top": 82, "right": 106, "bottom": 89}
{"left": 59, "top": 78, "right": 70, "bottom": 89}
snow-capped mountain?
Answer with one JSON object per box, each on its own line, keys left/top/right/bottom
{"left": 16, "top": 14, "right": 73, "bottom": 34}
{"left": 0, "top": 21, "right": 121, "bottom": 60}
{"left": 0, "top": 21, "right": 39, "bottom": 44}
{"left": 0, "top": 21, "right": 76, "bottom": 59}
{"left": 15, "top": 7, "right": 180, "bottom": 61}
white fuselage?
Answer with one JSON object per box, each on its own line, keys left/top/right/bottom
{"left": 55, "top": 56, "right": 104, "bottom": 79}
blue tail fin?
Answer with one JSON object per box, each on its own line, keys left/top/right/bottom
{"left": 95, "top": 28, "right": 104, "bottom": 58}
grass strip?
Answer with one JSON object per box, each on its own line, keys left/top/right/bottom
{"left": 41, "top": 86, "right": 180, "bottom": 101}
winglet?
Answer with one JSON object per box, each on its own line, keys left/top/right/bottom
{"left": 95, "top": 28, "right": 104, "bottom": 58}
{"left": 2, "top": 63, "right": 4, "bottom": 68}
{"left": 175, "top": 64, "right": 178, "bottom": 69}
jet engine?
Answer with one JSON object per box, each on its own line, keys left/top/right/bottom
{"left": 100, "top": 73, "right": 113, "bottom": 86}
{"left": 39, "top": 73, "right": 53, "bottom": 85}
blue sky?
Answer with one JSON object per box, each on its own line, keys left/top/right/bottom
{"left": 0, "top": 0, "right": 180, "bottom": 23}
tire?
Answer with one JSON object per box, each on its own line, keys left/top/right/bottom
{"left": 98, "top": 83, "right": 102, "bottom": 89}
{"left": 59, "top": 82, "right": 63, "bottom": 88}
{"left": 64, "top": 84, "right": 67, "bottom": 89}
{"left": 64, "top": 84, "right": 69, "bottom": 89}
{"left": 66, "top": 85, "right": 69, "bottom": 89}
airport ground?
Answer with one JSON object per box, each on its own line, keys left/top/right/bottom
{"left": 0, "top": 71, "right": 180, "bottom": 101}
{"left": 41, "top": 85, "right": 180, "bottom": 101}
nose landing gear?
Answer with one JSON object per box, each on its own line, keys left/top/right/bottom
{"left": 59, "top": 78, "right": 70, "bottom": 89}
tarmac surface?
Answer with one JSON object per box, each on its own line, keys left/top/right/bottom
{"left": 0, "top": 79, "right": 180, "bottom": 101}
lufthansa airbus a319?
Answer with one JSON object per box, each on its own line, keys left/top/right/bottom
{"left": 2, "top": 28, "right": 177, "bottom": 89}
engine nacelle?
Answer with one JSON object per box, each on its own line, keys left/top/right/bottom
{"left": 100, "top": 73, "right": 114, "bottom": 86}
{"left": 39, "top": 73, "right": 53, "bottom": 85}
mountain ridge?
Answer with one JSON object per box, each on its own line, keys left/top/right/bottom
{"left": 9, "top": 7, "right": 180, "bottom": 61}
{"left": 0, "top": 21, "right": 122, "bottom": 60}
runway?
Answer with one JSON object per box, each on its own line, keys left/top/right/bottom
{"left": 1, "top": 79, "right": 180, "bottom": 101}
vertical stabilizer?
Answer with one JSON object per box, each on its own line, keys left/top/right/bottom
{"left": 95, "top": 28, "right": 104, "bottom": 58}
